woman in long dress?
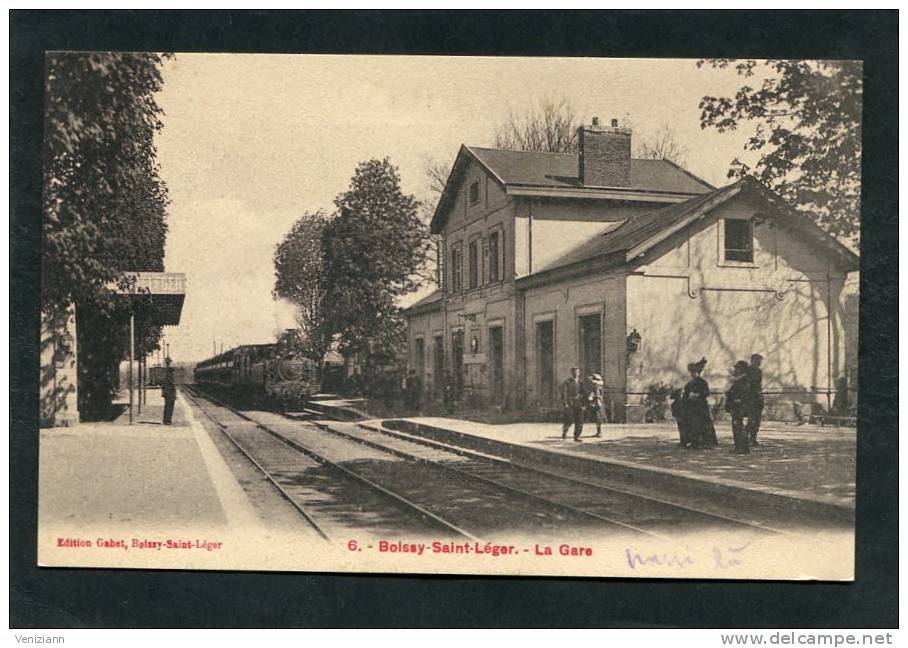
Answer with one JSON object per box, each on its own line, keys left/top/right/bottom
{"left": 682, "top": 357, "right": 718, "bottom": 449}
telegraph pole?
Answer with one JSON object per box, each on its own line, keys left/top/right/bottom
{"left": 128, "top": 312, "right": 135, "bottom": 424}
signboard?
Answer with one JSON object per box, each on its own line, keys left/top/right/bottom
{"left": 114, "top": 272, "right": 186, "bottom": 295}
{"left": 462, "top": 353, "right": 486, "bottom": 365}
{"left": 110, "top": 272, "right": 187, "bottom": 326}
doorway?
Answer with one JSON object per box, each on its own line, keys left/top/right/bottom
{"left": 451, "top": 330, "right": 464, "bottom": 396}
{"left": 414, "top": 337, "right": 425, "bottom": 384}
{"left": 433, "top": 335, "right": 444, "bottom": 399}
{"left": 536, "top": 320, "right": 555, "bottom": 407}
{"left": 488, "top": 326, "right": 504, "bottom": 404}
{"left": 578, "top": 312, "right": 602, "bottom": 379}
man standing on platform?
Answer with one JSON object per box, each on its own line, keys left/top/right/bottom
{"left": 587, "top": 373, "right": 606, "bottom": 438}
{"left": 561, "top": 366, "right": 586, "bottom": 442}
{"left": 725, "top": 360, "right": 751, "bottom": 454}
{"left": 161, "top": 357, "right": 177, "bottom": 425}
{"left": 746, "top": 353, "right": 764, "bottom": 447}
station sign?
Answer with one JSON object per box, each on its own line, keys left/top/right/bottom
{"left": 113, "top": 272, "right": 186, "bottom": 295}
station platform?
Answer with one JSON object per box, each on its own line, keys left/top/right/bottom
{"left": 308, "top": 398, "right": 855, "bottom": 526}
{"left": 38, "top": 389, "right": 261, "bottom": 536}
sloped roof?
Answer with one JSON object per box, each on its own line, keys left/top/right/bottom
{"left": 536, "top": 182, "right": 741, "bottom": 273}
{"left": 431, "top": 145, "right": 714, "bottom": 233}
{"left": 522, "top": 178, "right": 859, "bottom": 286}
{"left": 467, "top": 146, "right": 715, "bottom": 194}
{"left": 404, "top": 289, "right": 443, "bottom": 314}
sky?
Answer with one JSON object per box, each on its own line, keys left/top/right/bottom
{"left": 155, "top": 54, "right": 760, "bottom": 362}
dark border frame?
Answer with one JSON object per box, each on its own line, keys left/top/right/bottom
{"left": 10, "top": 10, "right": 898, "bottom": 628}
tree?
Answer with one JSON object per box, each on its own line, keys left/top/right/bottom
{"left": 419, "top": 153, "right": 455, "bottom": 287}
{"left": 273, "top": 211, "right": 333, "bottom": 361}
{"left": 698, "top": 59, "right": 862, "bottom": 245}
{"left": 494, "top": 98, "right": 579, "bottom": 153}
{"left": 633, "top": 123, "right": 690, "bottom": 166}
{"left": 421, "top": 152, "right": 455, "bottom": 198}
{"left": 323, "top": 159, "right": 432, "bottom": 359}
{"left": 44, "top": 52, "right": 171, "bottom": 311}
{"left": 43, "top": 52, "right": 171, "bottom": 418}
{"left": 492, "top": 99, "right": 691, "bottom": 168}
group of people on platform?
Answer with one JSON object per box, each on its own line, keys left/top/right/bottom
{"left": 560, "top": 353, "right": 765, "bottom": 454}
{"left": 559, "top": 367, "right": 607, "bottom": 441}
{"left": 670, "top": 354, "right": 763, "bottom": 454}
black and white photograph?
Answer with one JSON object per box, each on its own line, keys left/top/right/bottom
{"left": 31, "top": 48, "right": 869, "bottom": 581}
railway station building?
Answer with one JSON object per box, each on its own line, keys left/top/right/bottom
{"left": 405, "top": 119, "right": 859, "bottom": 420}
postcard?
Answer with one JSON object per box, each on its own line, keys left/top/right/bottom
{"left": 38, "top": 53, "right": 859, "bottom": 580}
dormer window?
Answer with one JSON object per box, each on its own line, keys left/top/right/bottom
{"left": 468, "top": 181, "right": 480, "bottom": 206}
{"left": 724, "top": 218, "right": 754, "bottom": 263}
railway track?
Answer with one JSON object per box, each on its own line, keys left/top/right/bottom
{"left": 185, "top": 386, "right": 662, "bottom": 541}
{"left": 188, "top": 386, "right": 787, "bottom": 542}
{"left": 183, "top": 386, "right": 471, "bottom": 542}
{"left": 292, "top": 409, "right": 786, "bottom": 537}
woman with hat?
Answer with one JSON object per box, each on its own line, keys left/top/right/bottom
{"left": 682, "top": 357, "right": 717, "bottom": 450}
{"left": 725, "top": 360, "right": 752, "bottom": 454}
{"left": 587, "top": 373, "right": 606, "bottom": 438}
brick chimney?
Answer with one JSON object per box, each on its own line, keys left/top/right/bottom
{"left": 578, "top": 117, "right": 632, "bottom": 187}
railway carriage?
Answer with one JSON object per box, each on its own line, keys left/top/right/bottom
{"left": 194, "top": 343, "right": 322, "bottom": 409}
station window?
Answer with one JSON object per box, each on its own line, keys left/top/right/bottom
{"left": 468, "top": 240, "right": 479, "bottom": 289}
{"left": 724, "top": 218, "right": 754, "bottom": 263}
{"left": 451, "top": 244, "right": 463, "bottom": 294}
{"left": 469, "top": 181, "right": 480, "bottom": 206}
{"left": 489, "top": 230, "right": 501, "bottom": 282}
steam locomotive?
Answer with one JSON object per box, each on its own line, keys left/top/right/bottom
{"left": 193, "top": 342, "right": 322, "bottom": 410}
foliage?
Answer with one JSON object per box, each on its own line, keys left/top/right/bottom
{"left": 322, "top": 158, "right": 432, "bottom": 357}
{"left": 418, "top": 152, "right": 454, "bottom": 285}
{"left": 698, "top": 59, "right": 862, "bottom": 245}
{"left": 493, "top": 100, "right": 691, "bottom": 168}
{"left": 634, "top": 124, "right": 689, "bottom": 166}
{"left": 494, "top": 98, "right": 580, "bottom": 154}
{"left": 44, "top": 51, "right": 171, "bottom": 311}
{"left": 643, "top": 382, "right": 673, "bottom": 422}
{"left": 421, "top": 152, "right": 455, "bottom": 198}
{"left": 44, "top": 52, "right": 171, "bottom": 418}
{"left": 273, "top": 211, "right": 333, "bottom": 361}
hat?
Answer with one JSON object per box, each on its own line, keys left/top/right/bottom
{"left": 688, "top": 357, "right": 707, "bottom": 374}
{"left": 588, "top": 373, "right": 604, "bottom": 386}
{"left": 751, "top": 353, "right": 764, "bottom": 361}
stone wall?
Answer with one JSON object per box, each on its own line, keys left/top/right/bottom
{"left": 40, "top": 304, "right": 80, "bottom": 427}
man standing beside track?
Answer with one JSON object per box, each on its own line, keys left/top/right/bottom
{"left": 560, "top": 366, "right": 587, "bottom": 442}
{"left": 161, "top": 357, "right": 177, "bottom": 425}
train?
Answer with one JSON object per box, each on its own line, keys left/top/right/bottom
{"left": 147, "top": 364, "right": 167, "bottom": 387}
{"left": 193, "top": 342, "right": 323, "bottom": 410}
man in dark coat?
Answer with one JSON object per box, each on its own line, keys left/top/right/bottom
{"left": 670, "top": 388, "right": 690, "bottom": 447}
{"left": 161, "top": 358, "right": 177, "bottom": 425}
{"left": 745, "top": 353, "right": 764, "bottom": 447}
{"left": 560, "top": 366, "right": 586, "bottom": 442}
{"left": 405, "top": 369, "right": 421, "bottom": 411}
{"left": 725, "top": 360, "right": 751, "bottom": 454}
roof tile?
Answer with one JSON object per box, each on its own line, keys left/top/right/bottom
{"left": 467, "top": 146, "right": 714, "bottom": 195}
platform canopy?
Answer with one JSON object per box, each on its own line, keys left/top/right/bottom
{"left": 114, "top": 272, "right": 186, "bottom": 326}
